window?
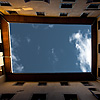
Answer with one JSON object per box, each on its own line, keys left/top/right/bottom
{"left": 38, "top": 82, "right": 47, "bottom": 86}
{"left": 95, "top": 94, "right": 100, "bottom": 99}
{"left": 81, "top": 82, "right": 92, "bottom": 86}
{"left": 80, "top": 13, "right": 89, "bottom": 17}
{"left": 31, "top": 94, "right": 46, "bottom": 100}
{"left": 60, "top": 82, "right": 69, "bottom": 86}
{"left": 61, "top": 3, "right": 72, "bottom": 8}
{"left": 36, "top": 12, "right": 45, "bottom": 16}
{"left": 0, "top": 1, "right": 11, "bottom": 6}
{"left": 98, "top": 68, "right": 100, "bottom": 77}
{"left": 87, "top": 4, "right": 100, "bottom": 9}
{"left": 0, "top": 94, "right": 15, "bottom": 100}
{"left": 89, "top": 88, "right": 100, "bottom": 100}
{"left": 14, "top": 82, "right": 25, "bottom": 86}
{"left": 88, "top": 88, "right": 97, "bottom": 91}
{"left": 60, "top": 13, "right": 68, "bottom": 16}
{"left": 98, "top": 21, "right": 100, "bottom": 29}
{"left": 87, "top": 0, "right": 100, "bottom": 3}
{"left": 62, "top": 0, "right": 75, "bottom": 2}
{"left": 0, "top": 43, "right": 3, "bottom": 52}
{"left": 64, "top": 94, "right": 78, "bottom": 100}
{"left": 24, "top": 0, "right": 50, "bottom": 3}
{"left": 99, "top": 44, "right": 100, "bottom": 53}
{"left": 7, "top": 11, "right": 18, "bottom": 15}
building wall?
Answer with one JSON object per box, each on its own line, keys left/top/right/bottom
{"left": 0, "top": 75, "right": 5, "bottom": 84}
{"left": 0, "top": 1, "right": 100, "bottom": 99}
{"left": 0, "top": 0, "right": 100, "bottom": 17}
{"left": 0, "top": 81, "right": 100, "bottom": 100}
{"left": 97, "top": 17, "right": 100, "bottom": 78}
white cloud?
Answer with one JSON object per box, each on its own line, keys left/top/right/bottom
{"left": 38, "top": 46, "right": 40, "bottom": 50}
{"left": 48, "top": 24, "right": 54, "bottom": 28}
{"left": 37, "top": 45, "right": 40, "bottom": 55}
{"left": 11, "top": 35, "right": 19, "bottom": 48}
{"left": 51, "top": 48, "right": 59, "bottom": 63}
{"left": 12, "top": 53, "right": 24, "bottom": 73}
{"left": 11, "top": 35, "right": 24, "bottom": 73}
{"left": 32, "top": 24, "right": 39, "bottom": 29}
{"left": 26, "top": 37, "right": 31, "bottom": 43}
{"left": 69, "top": 30, "right": 91, "bottom": 72}
{"left": 51, "top": 48, "right": 54, "bottom": 54}
{"left": 76, "top": 63, "right": 78, "bottom": 66}
{"left": 12, "top": 54, "right": 18, "bottom": 61}
{"left": 44, "top": 24, "right": 54, "bottom": 29}
{"left": 13, "top": 61, "right": 24, "bottom": 72}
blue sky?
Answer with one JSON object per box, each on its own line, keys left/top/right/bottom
{"left": 10, "top": 23, "right": 91, "bottom": 73}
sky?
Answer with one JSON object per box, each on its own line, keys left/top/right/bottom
{"left": 10, "top": 23, "right": 91, "bottom": 73}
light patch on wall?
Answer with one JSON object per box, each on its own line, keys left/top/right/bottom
{"left": 69, "top": 30, "right": 91, "bottom": 72}
{"left": 22, "top": 7, "right": 33, "bottom": 11}
{"left": 0, "top": 52, "right": 3, "bottom": 57}
{"left": 7, "top": 9, "right": 21, "bottom": 11}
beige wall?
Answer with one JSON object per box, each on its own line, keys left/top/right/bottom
{"left": 0, "top": 75, "right": 5, "bottom": 84}
{"left": 0, "top": 81, "right": 100, "bottom": 100}
{"left": 0, "top": 0, "right": 100, "bottom": 17}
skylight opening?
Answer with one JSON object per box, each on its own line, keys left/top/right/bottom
{"left": 81, "top": 82, "right": 92, "bottom": 86}
{"left": 0, "top": 94, "right": 15, "bottom": 100}
{"left": 60, "top": 82, "right": 69, "bottom": 86}
{"left": 38, "top": 82, "right": 47, "bottom": 86}
{"left": 10, "top": 23, "right": 92, "bottom": 73}
{"left": 13, "top": 82, "right": 25, "bottom": 86}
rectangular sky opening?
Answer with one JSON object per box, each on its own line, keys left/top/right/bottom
{"left": 10, "top": 23, "right": 91, "bottom": 73}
